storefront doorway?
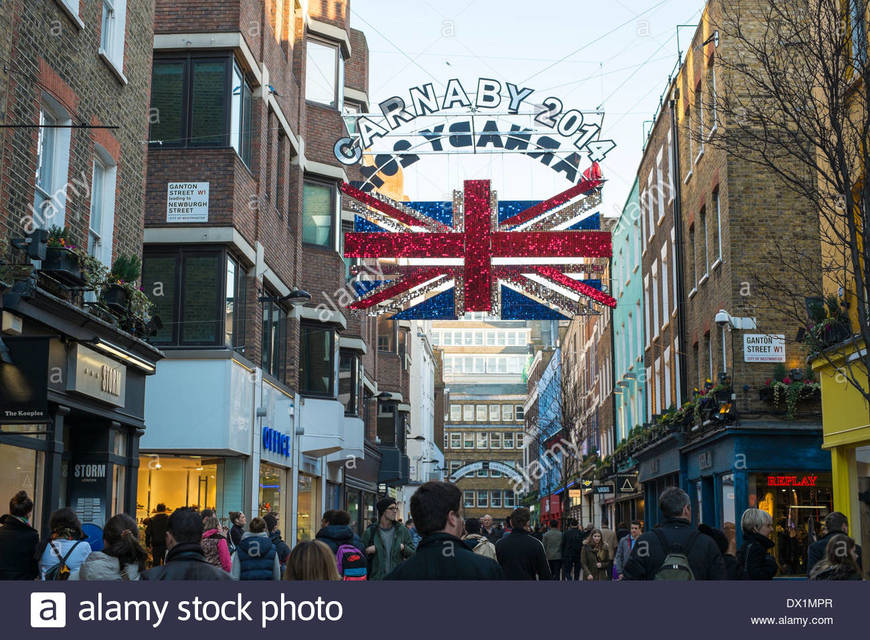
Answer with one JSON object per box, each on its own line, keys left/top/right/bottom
{"left": 258, "top": 462, "right": 285, "bottom": 532}
{"left": 296, "top": 473, "right": 318, "bottom": 543}
{"left": 136, "top": 456, "right": 220, "bottom": 523}
{"left": 0, "top": 441, "right": 44, "bottom": 533}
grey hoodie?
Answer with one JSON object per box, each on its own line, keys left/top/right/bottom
{"left": 78, "top": 551, "right": 141, "bottom": 581}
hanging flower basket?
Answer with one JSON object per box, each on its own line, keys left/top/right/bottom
{"left": 100, "top": 283, "right": 130, "bottom": 313}
{"left": 41, "top": 247, "right": 85, "bottom": 286}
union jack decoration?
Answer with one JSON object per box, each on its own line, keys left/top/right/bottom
{"left": 342, "top": 163, "right": 616, "bottom": 319}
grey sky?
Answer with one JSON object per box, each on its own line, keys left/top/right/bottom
{"left": 351, "top": 0, "right": 703, "bottom": 216}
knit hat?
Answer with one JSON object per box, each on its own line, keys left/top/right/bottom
{"left": 376, "top": 497, "right": 396, "bottom": 517}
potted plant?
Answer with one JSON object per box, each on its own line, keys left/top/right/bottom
{"left": 101, "top": 255, "right": 141, "bottom": 313}
{"left": 41, "top": 226, "right": 85, "bottom": 286}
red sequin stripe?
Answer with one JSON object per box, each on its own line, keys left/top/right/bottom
{"left": 349, "top": 269, "right": 449, "bottom": 309}
{"left": 463, "top": 180, "right": 492, "bottom": 312}
{"left": 343, "top": 233, "right": 464, "bottom": 258}
{"left": 498, "top": 177, "right": 602, "bottom": 229}
{"left": 532, "top": 267, "right": 617, "bottom": 308}
{"left": 490, "top": 231, "right": 611, "bottom": 258}
{"left": 341, "top": 182, "right": 423, "bottom": 229}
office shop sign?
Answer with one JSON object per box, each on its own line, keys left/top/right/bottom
{"left": 334, "top": 78, "right": 616, "bottom": 191}
{"left": 262, "top": 426, "right": 291, "bottom": 458}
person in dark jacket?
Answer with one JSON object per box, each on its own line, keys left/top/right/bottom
{"left": 263, "top": 513, "right": 291, "bottom": 569}
{"left": 698, "top": 523, "right": 738, "bottom": 580}
{"left": 227, "top": 511, "right": 246, "bottom": 549}
{"left": 495, "top": 507, "right": 551, "bottom": 580}
{"left": 385, "top": 482, "right": 502, "bottom": 580}
{"left": 736, "top": 508, "right": 778, "bottom": 580}
{"left": 361, "top": 497, "right": 415, "bottom": 580}
{"left": 141, "top": 508, "right": 234, "bottom": 580}
{"left": 230, "top": 517, "right": 280, "bottom": 580}
{"left": 559, "top": 518, "right": 583, "bottom": 580}
{"left": 0, "top": 490, "right": 39, "bottom": 580}
{"left": 807, "top": 512, "right": 862, "bottom": 576}
{"left": 316, "top": 510, "right": 366, "bottom": 555}
{"left": 143, "top": 504, "right": 170, "bottom": 566}
{"left": 623, "top": 488, "right": 725, "bottom": 580}
{"left": 481, "top": 514, "right": 503, "bottom": 545}
{"left": 809, "top": 534, "right": 863, "bottom": 580}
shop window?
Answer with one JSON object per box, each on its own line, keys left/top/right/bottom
{"left": 143, "top": 248, "right": 225, "bottom": 346}
{"left": 346, "top": 489, "right": 361, "bottom": 534}
{"left": 450, "top": 433, "right": 462, "bottom": 449}
{"left": 302, "top": 180, "right": 337, "bottom": 248}
{"left": 135, "top": 456, "right": 219, "bottom": 521}
{"left": 476, "top": 405, "right": 487, "bottom": 421}
{"left": 224, "top": 255, "right": 247, "bottom": 352}
{"left": 477, "top": 491, "right": 488, "bottom": 508}
{"left": 262, "top": 297, "right": 287, "bottom": 380}
{"left": 464, "top": 490, "right": 475, "bottom": 508}
{"left": 305, "top": 40, "right": 343, "bottom": 108}
{"left": 450, "top": 405, "right": 462, "bottom": 422}
{"left": 0, "top": 444, "right": 44, "bottom": 535}
{"left": 296, "top": 474, "right": 316, "bottom": 544}
{"left": 476, "top": 432, "right": 488, "bottom": 449}
{"left": 339, "top": 350, "right": 361, "bottom": 415}
{"left": 721, "top": 473, "right": 735, "bottom": 525}
{"left": 149, "top": 56, "right": 253, "bottom": 167}
{"left": 503, "top": 432, "right": 514, "bottom": 449}
{"left": 300, "top": 324, "right": 335, "bottom": 396}
{"left": 463, "top": 433, "right": 474, "bottom": 449}
{"left": 259, "top": 462, "right": 284, "bottom": 531}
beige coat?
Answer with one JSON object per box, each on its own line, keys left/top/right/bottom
{"left": 464, "top": 534, "right": 497, "bottom": 561}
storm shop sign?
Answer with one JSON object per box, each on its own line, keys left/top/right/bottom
{"left": 334, "top": 78, "right": 616, "bottom": 191}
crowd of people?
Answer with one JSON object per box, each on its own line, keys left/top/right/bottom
{"left": 0, "top": 485, "right": 863, "bottom": 581}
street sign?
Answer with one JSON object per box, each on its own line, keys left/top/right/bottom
{"left": 594, "top": 484, "right": 614, "bottom": 495}
{"left": 568, "top": 489, "right": 582, "bottom": 499}
{"left": 618, "top": 478, "right": 635, "bottom": 493}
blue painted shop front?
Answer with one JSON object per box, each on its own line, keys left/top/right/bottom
{"left": 681, "top": 422, "right": 832, "bottom": 576}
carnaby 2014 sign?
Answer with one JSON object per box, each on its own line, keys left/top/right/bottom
{"left": 334, "top": 78, "right": 616, "bottom": 192}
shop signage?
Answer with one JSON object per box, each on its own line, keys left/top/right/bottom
{"left": 167, "top": 182, "right": 209, "bottom": 223}
{"left": 262, "top": 426, "right": 290, "bottom": 457}
{"left": 698, "top": 451, "right": 713, "bottom": 470}
{"left": 594, "top": 484, "right": 614, "bottom": 495}
{"left": 74, "top": 464, "right": 106, "bottom": 480}
{"left": 618, "top": 477, "right": 636, "bottom": 494}
{"left": 0, "top": 336, "right": 50, "bottom": 423}
{"left": 743, "top": 334, "right": 786, "bottom": 363}
{"left": 568, "top": 489, "right": 582, "bottom": 499}
{"left": 68, "top": 344, "right": 126, "bottom": 407}
{"left": 334, "top": 77, "right": 616, "bottom": 190}
{"left": 767, "top": 474, "right": 818, "bottom": 487}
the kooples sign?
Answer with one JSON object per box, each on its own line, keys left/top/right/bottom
{"left": 262, "top": 426, "right": 290, "bottom": 457}
{"left": 334, "top": 77, "right": 616, "bottom": 191}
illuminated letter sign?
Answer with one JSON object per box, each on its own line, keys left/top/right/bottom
{"left": 766, "top": 475, "right": 818, "bottom": 487}
{"left": 262, "top": 426, "right": 290, "bottom": 457}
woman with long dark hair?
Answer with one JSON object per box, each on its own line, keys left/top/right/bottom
{"left": 79, "top": 514, "right": 147, "bottom": 580}
{"left": 37, "top": 508, "right": 92, "bottom": 580}
{"left": 809, "top": 534, "right": 863, "bottom": 580}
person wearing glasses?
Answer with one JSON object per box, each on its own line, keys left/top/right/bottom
{"left": 361, "top": 497, "right": 415, "bottom": 580}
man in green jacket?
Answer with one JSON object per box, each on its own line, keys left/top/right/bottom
{"left": 362, "top": 497, "right": 415, "bottom": 579}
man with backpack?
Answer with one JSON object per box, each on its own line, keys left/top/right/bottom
{"left": 315, "top": 510, "right": 368, "bottom": 580}
{"left": 622, "top": 487, "right": 725, "bottom": 580}
{"left": 361, "top": 497, "right": 415, "bottom": 580}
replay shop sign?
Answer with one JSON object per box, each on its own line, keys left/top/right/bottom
{"left": 334, "top": 78, "right": 616, "bottom": 191}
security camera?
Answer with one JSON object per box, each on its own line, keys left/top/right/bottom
{"left": 715, "top": 310, "right": 731, "bottom": 328}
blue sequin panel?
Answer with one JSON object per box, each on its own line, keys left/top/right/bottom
{"left": 391, "top": 288, "right": 456, "bottom": 319}
{"left": 582, "top": 279, "right": 602, "bottom": 290}
{"left": 352, "top": 281, "right": 389, "bottom": 296}
{"left": 404, "top": 201, "right": 454, "bottom": 227}
{"left": 500, "top": 285, "right": 569, "bottom": 320}
{"left": 354, "top": 215, "right": 388, "bottom": 233}
{"left": 568, "top": 212, "right": 601, "bottom": 230}
{"left": 498, "top": 200, "right": 540, "bottom": 225}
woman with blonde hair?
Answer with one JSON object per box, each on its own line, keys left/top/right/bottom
{"left": 283, "top": 540, "right": 340, "bottom": 581}
{"left": 581, "top": 528, "right": 612, "bottom": 581}
{"left": 736, "top": 508, "right": 778, "bottom": 580}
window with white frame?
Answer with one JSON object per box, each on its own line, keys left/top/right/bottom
{"left": 486, "top": 331, "right": 495, "bottom": 345}
{"left": 431, "top": 331, "right": 440, "bottom": 346}
{"left": 696, "top": 82, "right": 705, "bottom": 156}
{"left": 474, "top": 331, "right": 483, "bottom": 345}
{"left": 501, "top": 405, "right": 513, "bottom": 421}
{"left": 701, "top": 206, "right": 709, "bottom": 276}
{"left": 477, "top": 465, "right": 487, "bottom": 478}
{"left": 515, "top": 405, "right": 524, "bottom": 420}
{"left": 686, "top": 107, "right": 694, "bottom": 173}
{"left": 664, "top": 346, "right": 672, "bottom": 409}
{"left": 705, "top": 333, "right": 713, "bottom": 381}
{"left": 463, "top": 332, "right": 473, "bottom": 345}
{"left": 709, "top": 64, "right": 718, "bottom": 130}
{"left": 507, "top": 331, "right": 517, "bottom": 345}
{"left": 667, "top": 128, "right": 675, "bottom": 202}
{"left": 450, "top": 405, "right": 461, "bottom": 422}
{"left": 656, "top": 148, "right": 665, "bottom": 223}
{"left": 443, "top": 331, "right": 453, "bottom": 346}
{"left": 450, "top": 433, "right": 462, "bottom": 449}
{"left": 713, "top": 189, "right": 722, "bottom": 262}
{"left": 99, "top": 0, "right": 127, "bottom": 76}
{"left": 33, "top": 98, "right": 72, "bottom": 231}
{"left": 477, "top": 432, "right": 488, "bottom": 449}
{"left": 651, "top": 261, "right": 659, "bottom": 338}
{"left": 645, "top": 366, "right": 652, "bottom": 420}
{"left": 497, "top": 332, "right": 506, "bottom": 345}
{"left": 490, "top": 432, "right": 502, "bottom": 449}
{"left": 646, "top": 174, "right": 655, "bottom": 240}
{"left": 503, "top": 432, "right": 514, "bottom": 448}
{"left": 654, "top": 357, "right": 662, "bottom": 413}
{"left": 476, "top": 405, "right": 487, "bottom": 421}
{"left": 660, "top": 244, "right": 669, "bottom": 322}
{"left": 449, "top": 460, "right": 462, "bottom": 477}
{"left": 464, "top": 490, "right": 475, "bottom": 508}
{"left": 88, "top": 149, "right": 117, "bottom": 268}
{"left": 477, "top": 491, "right": 488, "bottom": 508}
{"left": 306, "top": 40, "right": 343, "bottom": 108}
{"left": 489, "top": 405, "right": 500, "bottom": 422}
{"left": 463, "top": 432, "right": 474, "bottom": 449}
{"left": 643, "top": 276, "right": 651, "bottom": 346}
{"left": 463, "top": 405, "right": 474, "bottom": 422}
{"left": 640, "top": 189, "right": 647, "bottom": 252}
{"left": 504, "top": 491, "right": 516, "bottom": 508}
{"left": 490, "top": 491, "right": 502, "bottom": 508}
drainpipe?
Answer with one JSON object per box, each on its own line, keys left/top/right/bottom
{"left": 669, "top": 90, "right": 689, "bottom": 404}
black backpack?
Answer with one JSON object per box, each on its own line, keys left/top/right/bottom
{"left": 652, "top": 529, "right": 699, "bottom": 580}
{"left": 45, "top": 540, "right": 82, "bottom": 581}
